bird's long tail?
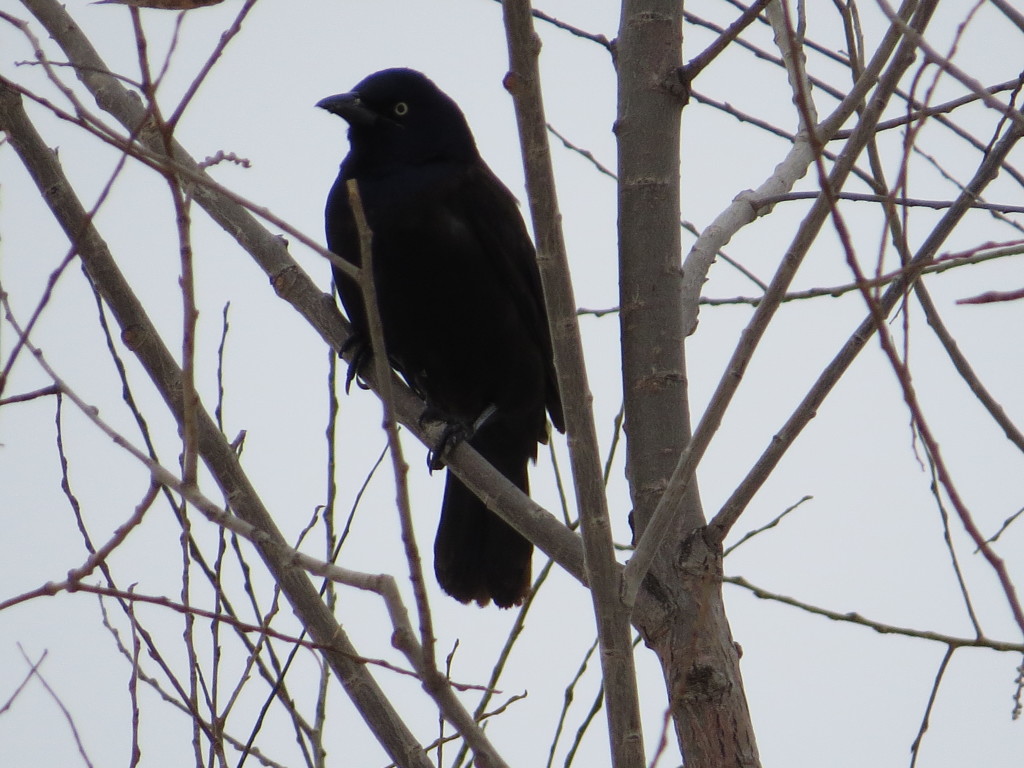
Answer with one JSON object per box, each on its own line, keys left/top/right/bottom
{"left": 434, "top": 424, "right": 533, "bottom": 608}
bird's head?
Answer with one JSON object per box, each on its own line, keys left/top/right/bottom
{"left": 317, "top": 68, "right": 479, "bottom": 168}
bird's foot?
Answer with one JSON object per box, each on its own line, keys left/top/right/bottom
{"left": 426, "top": 421, "right": 468, "bottom": 472}
{"left": 423, "top": 404, "right": 497, "bottom": 472}
{"left": 339, "top": 334, "right": 371, "bottom": 393}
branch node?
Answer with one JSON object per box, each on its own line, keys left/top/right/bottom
{"left": 271, "top": 264, "right": 298, "bottom": 298}
{"left": 734, "top": 189, "right": 769, "bottom": 217}
{"left": 120, "top": 324, "right": 147, "bottom": 350}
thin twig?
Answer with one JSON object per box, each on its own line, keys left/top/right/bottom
{"left": 722, "top": 495, "right": 812, "bottom": 557}
{"left": 17, "top": 645, "right": 96, "bottom": 768}
{"left": 877, "top": 0, "right": 1024, "bottom": 134}
{"left": 0, "top": 384, "right": 60, "bottom": 405}
{"left": 725, "top": 576, "right": 1023, "bottom": 651}
{"left": 346, "top": 179, "right": 436, "bottom": 670}
{"left": 680, "top": 0, "right": 774, "bottom": 84}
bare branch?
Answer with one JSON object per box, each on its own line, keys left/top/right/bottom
{"left": 726, "top": 576, "right": 1024, "bottom": 651}
{"left": 501, "top": 4, "right": 645, "bottom": 768}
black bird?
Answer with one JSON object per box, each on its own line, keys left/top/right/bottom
{"left": 318, "top": 68, "right": 564, "bottom": 608}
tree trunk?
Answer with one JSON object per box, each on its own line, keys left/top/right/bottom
{"left": 616, "top": 2, "right": 761, "bottom": 765}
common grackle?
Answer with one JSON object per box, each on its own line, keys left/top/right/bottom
{"left": 318, "top": 68, "right": 563, "bottom": 608}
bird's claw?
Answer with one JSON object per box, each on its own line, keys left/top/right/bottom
{"left": 339, "top": 334, "right": 371, "bottom": 393}
{"left": 423, "top": 404, "right": 498, "bottom": 472}
{"left": 426, "top": 421, "right": 469, "bottom": 472}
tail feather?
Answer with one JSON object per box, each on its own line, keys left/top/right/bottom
{"left": 433, "top": 426, "right": 533, "bottom": 608}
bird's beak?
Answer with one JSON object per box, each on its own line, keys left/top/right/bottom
{"left": 316, "top": 92, "right": 378, "bottom": 127}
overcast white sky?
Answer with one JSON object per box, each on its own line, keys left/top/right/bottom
{"left": 1, "top": 1, "right": 1022, "bottom": 766}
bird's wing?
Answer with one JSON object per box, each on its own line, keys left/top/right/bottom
{"left": 438, "top": 161, "right": 565, "bottom": 432}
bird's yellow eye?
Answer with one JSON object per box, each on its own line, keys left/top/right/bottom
{"left": 394, "top": 102, "right": 409, "bottom": 116}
